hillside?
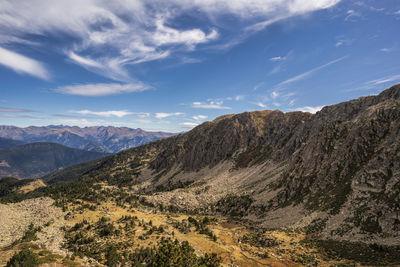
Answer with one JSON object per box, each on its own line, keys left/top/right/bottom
{"left": 0, "top": 126, "right": 175, "bottom": 153}
{"left": 0, "top": 143, "right": 108, "bottom": 179}
{"left": 44, "top": 84, "right": 400, "bottom": 246}
{"left": 0, "top": 137, "right": 26, "bottom": 148}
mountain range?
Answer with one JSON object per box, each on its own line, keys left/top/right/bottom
{"left": 0, "top": 126, "right": 175, "bottom": 153}
{"left": 44, "top": 84, "right": 400, "bottom": 246}
{"left": 0, "top": 142, "right": 108, "bottom": 179}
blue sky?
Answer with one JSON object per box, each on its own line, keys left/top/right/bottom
{"left": 0, "top": 0, "right": 399, "bottom": 132}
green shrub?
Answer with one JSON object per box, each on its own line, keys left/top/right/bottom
{"left": 6, "top": 249, "right": 39, "bottom": 267}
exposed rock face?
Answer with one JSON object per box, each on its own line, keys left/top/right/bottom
{"left": 0, "top": 125, "right": 175, "bottom": 153}
{"left": 46, "top": 84, "right": 400, "bottom": 245}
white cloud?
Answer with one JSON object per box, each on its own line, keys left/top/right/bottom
{"left": 154, "top": 112, "right": 183, "bottom": 119}
{"left": 56, "top": 83, "right": 149, "bottom": 96}
{"left": 192, "top": 115, "right": 208, "bottom": 121}
{"left": 380, "top": 48, "right": 392, "bottom": 52}
{"left": 58, "top": 118, "right": 114, "bottom": 127}
{"left": 253, "top": 82, "right": 264, "bottom": 91}
{"left": 235, "top": 95, "right": 245, "bottom": 101}
{"left": 273, "top": 102, "right": 281, "bottom": 107}
{"left": 271, "top": 91, "right": 279, "bottom": 99}
{"left": 269, "top": 64, "right": 282, "bottom": 74}
{"left": 179, "top": 122, "right": 199, "bottom": 128}
{"left": 133, "top": 112, "right": 151, "bottom": 118}
{"left": 0, "top": 113, "right": 35, "bottom": 118}
{"left": 0, "top": 0, "right": 341, "bottom": 81}
{"left": 131, "top": 119, "right": 152, "bottom": 123}
{"left": 294, "top": 105, "right": 324, "bottom": 113}
{"left": 0, "top": 107, "right": 32, "bottom": 113}
{"left": 344, "top": 74, "right": 400, "bottom": 92}
{"left": 345, "top": 9, "right": 361, "bottom": 21}
{"left": 277, "top": 56, "right": 348, "bottom": 87}
{"left": 0, "top": 46, "right": 49, "bottom": 80}
{"left": 71, "top": 110, "right": 132, "bottom": 118}
{"left": 335, "top": 39, "right": 352, "bottom": 47}
{"left": 335, "top": 41, "right": 343, "bottom": 47}
{"left": 395, "top": 10, "right": 400, "bottom": 15}
{"left": 270, "top": 56, "right": 286, "bottom": 62}
{"left": 366, "top": 74, "right": 400, "bottom": 86}
{"left": 191, "top": 101, "right": 231, "bottom": 110}
{"left": 255, "top": 102, "right": 267, "bottom": 108}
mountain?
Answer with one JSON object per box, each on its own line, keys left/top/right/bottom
{"left": 0, "top": 137, "right": 26, "bottom": 148}
{"left": 0, "top": 126, "right": 175, "bottom": 153}
{"left": 0, "top": 142, "right": 108, "bottom": 179}
{"left": 44, "top": 84, "right": 400, "bottom": 246}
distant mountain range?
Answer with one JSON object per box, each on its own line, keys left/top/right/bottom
{"left": 0, "top": 126, "right": 175, "bottom": 153}
{"left": 0, "top": 142, "right": 108, "bottom": 179}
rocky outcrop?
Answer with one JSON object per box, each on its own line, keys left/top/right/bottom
{"left": 0, "top": 197, "right": 65, "bottom": 253}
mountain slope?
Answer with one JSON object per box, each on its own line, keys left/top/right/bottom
{"left": 0, "top": 137, "right": 26, "bottom": 148}
{"left": 44, "top": 84, "right": 400, "bottom": 245}
{"left": 0, "top": 126, "right": 175, "bottom": 153}
{"left": 0, "top": 143, "right": 108, "bottom": 179}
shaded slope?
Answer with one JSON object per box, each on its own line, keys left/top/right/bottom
{"left": 0, "top": 142, "right": 108, "bottom": 179}
{"left": 0, "top": 137, "right": 26, "bottom": 148}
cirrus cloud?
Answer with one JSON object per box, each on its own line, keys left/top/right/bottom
{"left": 0, "top": 0, "right": 341, "bottom": 81}
{"left": 70, "top": 109, "right": 132, "bottom": 118}
{"left": 55, "top": 83, "right": 149, "bottom": 96}
{"left": 191, "top": 101, "right": 231, "bottom": 110}
{"left": 0, "top": 46, "right": 49, "bottom": 80}
{"left": 154, "top": 112, "right": 183, "bottom": 119}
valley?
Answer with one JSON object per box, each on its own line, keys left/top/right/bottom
{"left": 1, "top": 85, "right": 400, "bottom": 266}
{"left": 2, "top": 182, "right": 391, "bottom": 267}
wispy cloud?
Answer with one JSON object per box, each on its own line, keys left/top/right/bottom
{"left": 271, "top": 91, "right": 279, "bottom": 99}
{"left": 276, "top": 56, "right": 348, "bottom": 87}
{"left": 335, "top": 38, "right": 353, "bottom": 47}
{"left": 294, "top": 106, "right": 324, "bottom": 113}
{"left": 254, "top": 102, "right": 267, "bottom": 109}
{"left": 269, "top": 56, "right": 286, "bottom": 62}
{"left": 133, "top": 112, "right": 151, "bottom": 118}
{"left": 0, "top": 113, "right": 36, "bottom": 118}
{"left": 234, "top": 95, "right": 245, "bottom": 101}
{"left": 179, "top": 122, "right": 199, "bottom": 129}
{"left": 131, "top": 119, "right": 152, "bottom": 124}
{"left": 154, "top": 112, "right": 183, "bottom": 119}
{"left": 0, "top": 0, "right": 341, "bottom": 81}
{"left": 192, "top": 115, "right": 208, "bottom": 121}
{"left": 55, "top": 83, "right": 149, "bottom": 96}
{"left": 0, "top": 107, "right": 32, "bottom": 113}
{"left": 343, "top": 73, "right": 400, "bottom": 92}
{"left": 345, "top": 9, "right": 361, "bottom": 21}
{"left": 191, "top": 101, "right": 231, "bottom": 110}
{"left": 268, "top": 50, "right": 293, "bottom": 75}
{"left": 380, "top": 47, "right": 394, "bottom": 52}
{"left": 366, "top": 74, "right": 400, "bottom": 86}
{"left": 0, "top": 46, "right": 49, "bottom": 80}
{"left": 70, "top": 110, "right": 132, "bottom": 118}
{"left": 253, "top": 82, "right": 265, "bottom": 91}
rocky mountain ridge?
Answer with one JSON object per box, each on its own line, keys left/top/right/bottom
{"left": 44, "top": 84, "right": 400, "bottom": 245}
